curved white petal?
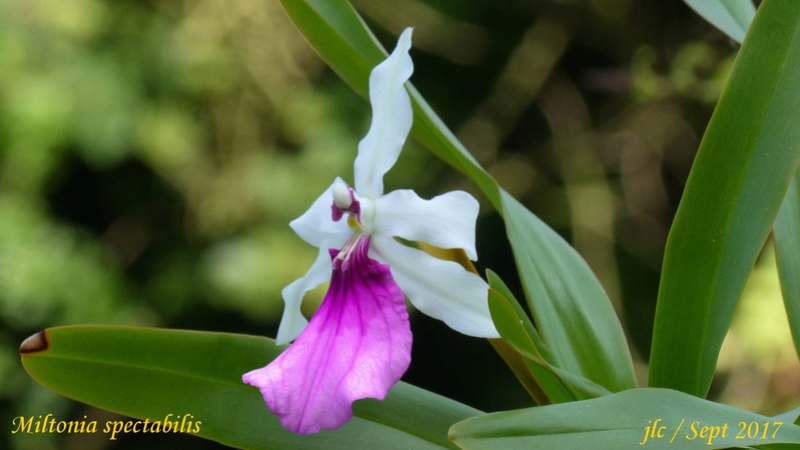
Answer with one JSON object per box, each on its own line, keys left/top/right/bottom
{"left": 354, "top": 28, "right": 414, "bottom": 198}
{"left": 371, "top": 234, "right": 499, "bottom": 338}
{"left": 290, "top": 177, "right": 353, "bottom": 248}
{"left": 276, "top": 247, "right": 333, "bottom": 344}
{"left": 375, "top": 189, "right": 480, "bottom": 260}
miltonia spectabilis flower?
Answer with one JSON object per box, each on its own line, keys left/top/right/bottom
{"left": 242, "top": 28, "right": 499, "bottom": 435}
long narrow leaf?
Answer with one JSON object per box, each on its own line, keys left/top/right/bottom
{"left": 689, "top": 0, "right": 800, "bottom": 365}
{"left": 649, "top": 0, "right": 800, "bottom": 396}
{"left": 449, "top": 388, "right": 800, "bottom": 450}
{"left": 20, "top": 326, "right": 478, "bottom": 449}
{"left": 501, "top": 192, "right": 636, "bottom": 393}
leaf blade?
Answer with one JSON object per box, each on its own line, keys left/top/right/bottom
{"left": 21, "top": 325, "right": 479, "bottom": 449}
{"left": 501, "top": 192, "right": 636, "bottom": 393}
{"left": 649, "top": 0, "right": 800, "bottom": 396}
{"left": 449, "top": 388, "right": 800, "bottom": 450}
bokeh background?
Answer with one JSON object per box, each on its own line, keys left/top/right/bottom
{"left": 1, "top": 0, "right": 797, "bottom": 449}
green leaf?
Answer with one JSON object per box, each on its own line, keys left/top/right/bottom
{"left": 20, "top": 325, "right": 479, "bottom": 449}
{"left": 500, "top": 192, "right": 636, "bottom": 393}
{"left": 684, "top": 0, "right": 755, "bottom": 43}
{"left": 771, "top": 407, "right": 800, "bottom": 426}
{"left": 774, "top": 170, "right": 800, "bottom": 358}
{"left": 649, "top": 0, "right": 800, "bottom": 396}
{"left": 487, "top": 271, "right": 552, "bottom": 366}
{"left": 279, "top": 0, "right": 636, "bottom": 396}
{"left": 449, "top": 388, "right": 800, "bottom": 450}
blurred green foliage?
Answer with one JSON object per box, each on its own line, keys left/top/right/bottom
{"left": 1, "top": 0, "right": 795, "bottom": 449}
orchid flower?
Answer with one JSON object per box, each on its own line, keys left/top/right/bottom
{"left": 242, "top": 28, "right": 498, "bottom": 435}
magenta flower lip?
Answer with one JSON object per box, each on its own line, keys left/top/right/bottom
{"left": 243, "top": 238, "right": 411, "bottom": 434}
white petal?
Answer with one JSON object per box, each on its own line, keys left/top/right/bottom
{"left": 354, "top": 28, "right": 414, "bottom": 198}
{"left": 276, "top": 247, "right": 333, "bottom": 344}
{"left": 290, "top": 177, "right": 353, "bottom": 248}
{"left": 375, "top": 189, "right": 480, "bottom": 260}
{"left": 371, "top": 234, "right": 499, "bottom": 338}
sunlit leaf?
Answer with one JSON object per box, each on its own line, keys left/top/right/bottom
{"left": 649, "top": 0, "right": 800, "bottom": 397}
{"left": 20, "top": 326, "right": 478, "bottom": 449}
